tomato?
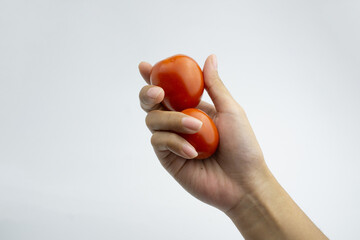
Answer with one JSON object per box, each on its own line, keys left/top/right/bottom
{"left": 150, "top": 54, "right": 204, "bottom": 111}
{"left": 180, "top": 108, "right": 219, "bottom": 159}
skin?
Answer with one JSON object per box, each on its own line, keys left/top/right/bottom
{"left": 138, "top": 55, "right": 328, "bottom": 240}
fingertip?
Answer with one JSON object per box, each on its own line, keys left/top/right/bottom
{"left": 203, "top": 54, "right": 216, "bottom": 71}
{"left": 138, "top": 61, "right": 153, "bottom": 84}
{"left": 138, "top": 61, "right": 142, "bottom": 68}
{"left": 181, "top": 116, "right": 203, "bottom": 133}
{"left": 202, "top": 54, "right": 235, "bottom": 112}
{"left": 138, "top": 61, "right": 151, "bottom": 68}
{"left": 209, "top": 54, "right": 218, "bottom": 70}
{"left": 146, "top": 86, "right": 164, "bottom": 102}
{"left": 182, "top": 144, "right": 198, "bottom": 159}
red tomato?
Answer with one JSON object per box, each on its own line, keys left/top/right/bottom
{"left": 180, "top": 108, "right": 219, "bottom": 159}
{"left": 150, "top": 54, "right": 204, "bottom": 111}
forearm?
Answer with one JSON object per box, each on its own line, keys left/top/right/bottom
{"left": 226, "top": 169, "right": 328, "bottom": 240}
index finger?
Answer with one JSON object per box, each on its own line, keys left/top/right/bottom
{"left": 139, "top": 85, "right": 165, "bottom": 112}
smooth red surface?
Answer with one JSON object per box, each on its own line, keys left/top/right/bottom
{"left": 150, "top": 54, "right": 204, "bottom": 111}
{"left": 180, "top": 108, "right": 219, "bottom": 159}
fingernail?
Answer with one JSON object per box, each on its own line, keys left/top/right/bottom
{"left": 183, "top": 144, "right": 198, "bottom": 159}
{"left": 147, "top": 87, "right": 162, "bottom": 99}
{"left": 182, "top": 117, "right": 203, "bottom": 132}
{"left": 212, "top": 54, "right": 218, "bottom": 70}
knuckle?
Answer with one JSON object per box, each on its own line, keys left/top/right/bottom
{"left": 168, "top": 133, "right": 182, "bottom": 149}
{"left": 145, "top": 113, "right": 152, "bottom": 127}
{"left": 165, "top": 112, "right": 174, "bottom": 127}
{"left": 140, "top": 102, "right": 148, "bottom": 112}
{"left": 145, "top": 110, "right": 160, "bottom": 127}
{"left": 139, "top": 86, "right": 148, "bottom": 101}
{"left": 169, "top": 112, "right": 183, "bottom": 130}
{"left": 211, "top": 70, "right": 222, "bottom": 83}
{"left": 141, "top": 102, "right": 154, "bottom": 112}
{"left": 167, "top": 132, "right": 177, "bottom": 144}
{"left": 235, "top": 103, "right": 246, "bottom": 116}
{"left": 150, "top": 132, "right": 159, "bottom": 146}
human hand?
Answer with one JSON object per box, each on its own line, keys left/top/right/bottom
{"left": 139, "top": 55, "right": 328, "bottom": 239}
{"left": 138, "top": 55, "right": 270, "bottom": 213}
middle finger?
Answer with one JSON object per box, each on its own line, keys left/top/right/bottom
{"left": 146, "top": 110, "right": 203, "bottom": 134}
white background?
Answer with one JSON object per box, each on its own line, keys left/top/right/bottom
{"left": 1, "top": 0, "right": 359, "bottom": 239}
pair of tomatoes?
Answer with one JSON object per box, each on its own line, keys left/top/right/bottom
{"left": 150, "top": 55, "right": 219, "bottom": 159}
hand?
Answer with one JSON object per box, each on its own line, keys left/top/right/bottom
{"left": 138, "top": 55, "right": 270, "bottom": 213}
{"left": 139, "top": 55, "right": 328, "bottom": 239}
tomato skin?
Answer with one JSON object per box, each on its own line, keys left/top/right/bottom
{"left": 150, "top": 55, "right": 204, "bottom": 111}
{"left": 180, "top": 108, "right": 219, "bottom": 159}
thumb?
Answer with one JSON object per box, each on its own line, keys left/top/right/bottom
{"left": 203, "top": 54, "right": 235, "bottom": 113}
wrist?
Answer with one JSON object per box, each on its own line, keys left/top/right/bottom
{"left": 225, "top": 167, "right": 283, "bottom": 239}
{"left": 225, "top": 165, "right": 328, "bottom": 240}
